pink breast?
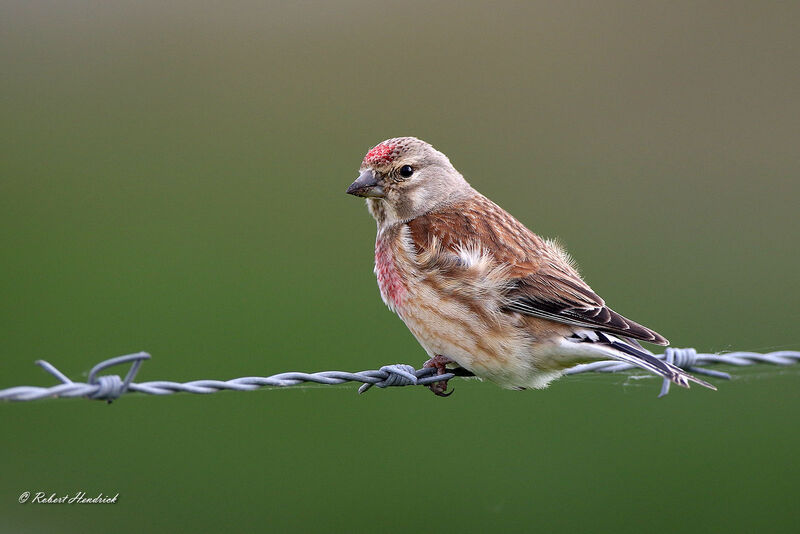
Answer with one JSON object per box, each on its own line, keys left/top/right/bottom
{"left": 375, "top": 237, "right": 407, "bottom": 311}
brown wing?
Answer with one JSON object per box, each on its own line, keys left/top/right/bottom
{"left": 407, "top": 193, "right": 668, "bottom": 345}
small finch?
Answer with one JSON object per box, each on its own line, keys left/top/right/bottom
{"left": 347, "top": 137, "right": 715, "bottom": 396}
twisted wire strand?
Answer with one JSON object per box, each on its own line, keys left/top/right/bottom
{"left": 1, "top": 348, "right": 798, "bottom": 402}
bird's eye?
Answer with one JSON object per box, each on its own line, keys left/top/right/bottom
{"left": 399, "top": 165, "right": 414, "bottom": 178}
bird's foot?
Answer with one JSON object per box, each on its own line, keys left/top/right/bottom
{"left": 423, "top": 354, "right": 455, "bottom": 397}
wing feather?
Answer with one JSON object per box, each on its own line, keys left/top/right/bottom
{"left": 407, "top": 193, "right": 669, "bottom": 345}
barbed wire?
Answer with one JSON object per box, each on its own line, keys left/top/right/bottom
{"left": 563, "top": 347, "right": 800, "bottom": 397}
{"left": 1, "top": 347, "right": 798, "bottom": 403}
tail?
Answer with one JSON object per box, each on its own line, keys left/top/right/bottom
{"left": 592, "top": 332, "right": 716, "bottom": 390}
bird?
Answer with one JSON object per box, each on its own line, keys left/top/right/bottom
{"left": 346, "top": 137, "right": 715, "bottom": 396}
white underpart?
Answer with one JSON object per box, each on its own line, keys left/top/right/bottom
{"left": 524, "top": 334, "right": 640, "bottom": 386}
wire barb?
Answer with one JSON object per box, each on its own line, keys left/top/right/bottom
{"left": 1, "top": 348, "right": 798, "bottom": 402}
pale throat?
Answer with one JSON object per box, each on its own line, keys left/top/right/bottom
{"left": 367, "top": 196, "right": 408, "bottom": 227}
{"left": 366, "top": 198, "right": 385, "bottom": 225}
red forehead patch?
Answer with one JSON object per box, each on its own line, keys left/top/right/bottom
{"left": 363, "top": 143, "right": 397, "bottom": 165}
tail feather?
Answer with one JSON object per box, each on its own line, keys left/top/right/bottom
{"left": 597, "top": 333, "right": 717, "bottom": 391}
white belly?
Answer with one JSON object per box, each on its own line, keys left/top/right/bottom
{"left": 399, "top": 295, "right": 566, "bottom": 389}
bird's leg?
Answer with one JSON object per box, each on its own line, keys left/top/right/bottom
{"left": 423, "top": 354, "right": 455, "bottom": 397}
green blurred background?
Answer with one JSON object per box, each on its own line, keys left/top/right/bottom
{"left": 2, "top": 1, "right": 799, "bottom": 532}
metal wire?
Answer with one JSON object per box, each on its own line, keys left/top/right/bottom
{"left": 1, "top": 347, "right": 798, "bottom": 402}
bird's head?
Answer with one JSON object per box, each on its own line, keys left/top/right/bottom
{"left": 346, "top": 137, "right": 471, "bottom": 225}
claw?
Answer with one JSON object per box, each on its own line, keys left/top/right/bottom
{"left": 423, "top": 354, "right": 456, "bottom": 398}
{"left": 428, "top": 380, "right": 453, "bottom": 397}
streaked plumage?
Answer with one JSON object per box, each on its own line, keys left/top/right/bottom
{"left": 347, "top": 137, "right": 715, "bottom": 394}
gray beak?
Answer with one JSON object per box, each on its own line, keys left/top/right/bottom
{"left": 346, "top": 169, "right": 385, "bottom": 198}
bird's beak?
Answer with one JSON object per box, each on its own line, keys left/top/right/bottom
{"left": 346, "top": 169, "right": 385, "bottom": 198}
